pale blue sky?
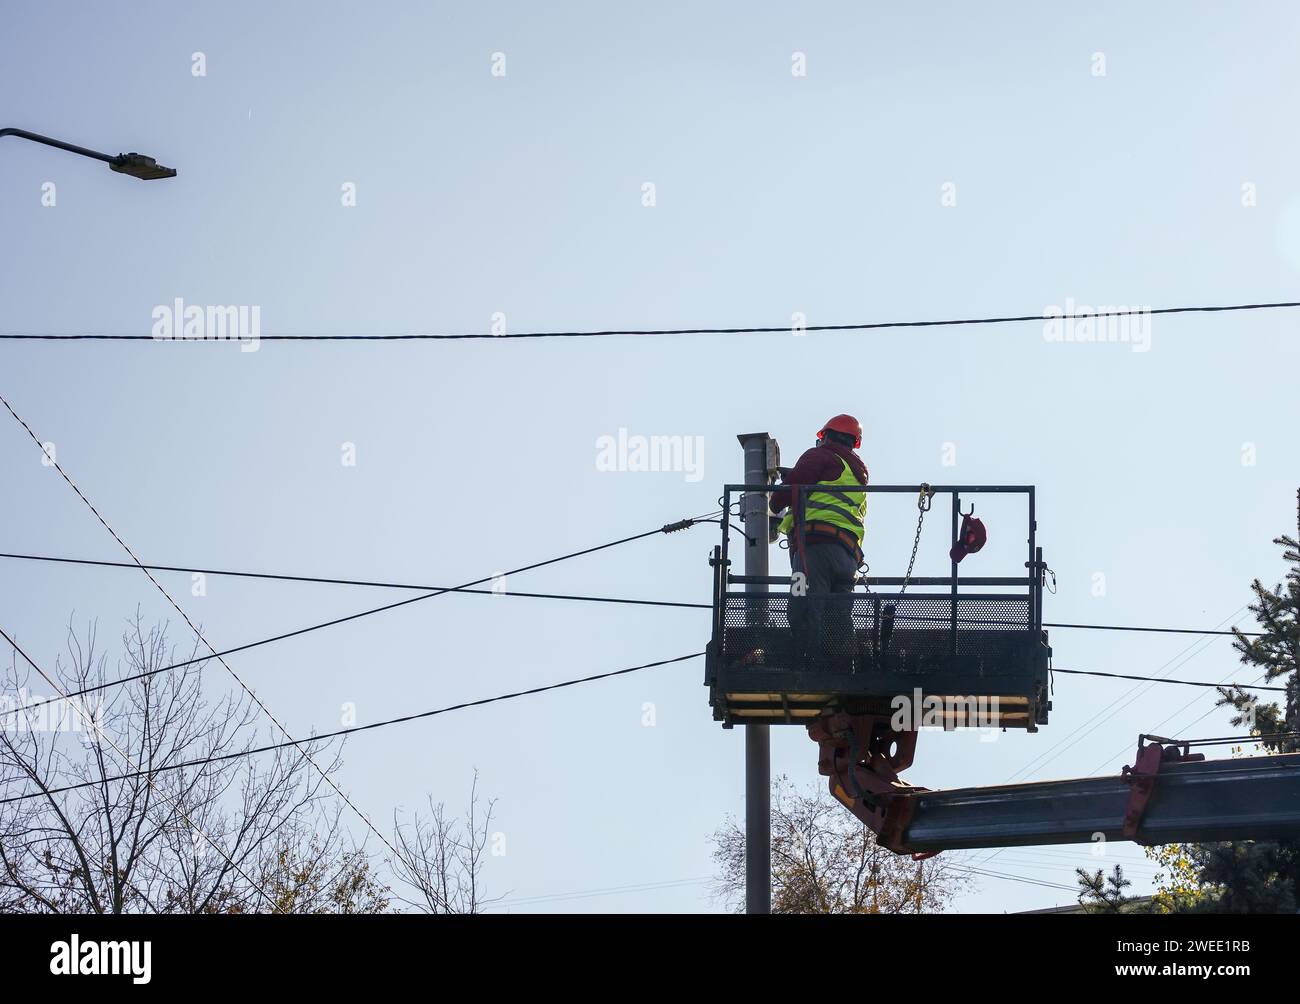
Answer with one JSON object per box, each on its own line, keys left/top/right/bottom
{"left": 2, "top": 1, "right": 1298, "bottom": 912}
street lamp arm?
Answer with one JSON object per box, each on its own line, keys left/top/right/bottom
{"left": 0, "top": 127, "right": 117, "bottom": 164}
{"left": 0, "top": 127, "right": 176, "bottom": 179}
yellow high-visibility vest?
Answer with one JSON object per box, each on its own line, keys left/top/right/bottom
{"left": 777, "top": 455, "right": 867, "bottom": 544}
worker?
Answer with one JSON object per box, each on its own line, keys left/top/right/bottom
{"left": 769, "top": 415, "right": 869, "bottom": 670}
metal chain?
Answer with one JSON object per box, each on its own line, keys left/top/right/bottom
{"left": 897, "top": 483, "right": 934, "bottom": 598}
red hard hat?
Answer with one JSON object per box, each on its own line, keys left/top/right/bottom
{"left": 949, "top": 514, "right": 988, "bottom": 564}
{"left": 818, "top": 414, "right": 862, "bottom": 449}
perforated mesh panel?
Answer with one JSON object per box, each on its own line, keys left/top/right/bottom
{"left": 720, "top": 593, "right": 1032, "bottom": 673}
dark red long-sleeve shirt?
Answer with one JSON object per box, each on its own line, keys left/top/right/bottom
{"left": 770, "top": 441, "right": 869, "bottom": 516}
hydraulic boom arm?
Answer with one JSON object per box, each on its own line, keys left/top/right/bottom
{"left": 812, "top": 715, "right": 1300, "bottom": 854}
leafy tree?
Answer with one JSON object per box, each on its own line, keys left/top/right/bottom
{"left": 1146, "top": 843, "right": 1205, "bottom": 913}
{"left": 251, "top": 817, "right": 390, "bottom": 915}
{"left": 711, "top": 775, "right": 968, "bottom": 913}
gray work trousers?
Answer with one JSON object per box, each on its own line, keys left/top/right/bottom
{"left": 788, "top": 541, "right": 858, "bottom": 667}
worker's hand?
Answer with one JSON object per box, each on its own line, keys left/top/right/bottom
{"left": 767, "top": 519, "right": 781, "bottom": 544}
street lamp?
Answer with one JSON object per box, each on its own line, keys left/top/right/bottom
{"left": 0, "top": 127, "right": 176, "bottom": 180}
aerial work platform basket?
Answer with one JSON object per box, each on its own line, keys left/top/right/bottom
{"left": 705, "top": 484, "right": 1052, "bottom": 731}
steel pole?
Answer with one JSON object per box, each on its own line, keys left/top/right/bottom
{"left": 738, "top": 432, "right": 777, "bottom": 915}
